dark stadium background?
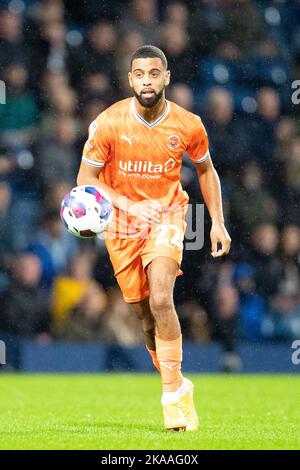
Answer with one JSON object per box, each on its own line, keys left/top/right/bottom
{"left": 0, "top": 0, "right": 300, "bottom": 373}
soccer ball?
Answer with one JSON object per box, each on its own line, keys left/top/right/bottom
{"left": 60, "top": 185, "right": 113, "bottom": 238}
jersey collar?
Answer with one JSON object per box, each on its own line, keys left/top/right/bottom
{"left": 131, "top": 98, "right": 170, "bottom": 128}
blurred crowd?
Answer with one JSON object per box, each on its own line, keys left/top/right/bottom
{"left": 0, "top": 0, "right": 300, "bottom": 368}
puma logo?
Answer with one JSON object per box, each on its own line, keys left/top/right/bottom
{"left": 121, "top": 134, "right": 134, "bottom": 146}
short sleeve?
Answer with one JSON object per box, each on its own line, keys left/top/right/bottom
{"left": 82, "top": 115, "right": 110, "bottom": 168}
{"left": 186, "top": 116, "right": 210, "bottom": 164}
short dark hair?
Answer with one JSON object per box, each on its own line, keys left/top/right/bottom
{"left": 130, "top": 45, "right": 168, "bottom": 70}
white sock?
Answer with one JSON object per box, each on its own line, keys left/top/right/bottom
{"left": 161, "top": 391, "right": 180, "bottom": 405}
{"left": 178, "top": 378, "right": 189, "bottom": 397}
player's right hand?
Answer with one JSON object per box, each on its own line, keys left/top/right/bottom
{"left": 127, "top": 199, "right": 162, "bottom": 224}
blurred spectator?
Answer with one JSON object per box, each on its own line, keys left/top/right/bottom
{"left": 64, "top": 0, "right": 122, "bottom": 24}
{"left": 75, "top": 97, "right": 110, "bottom": 159}
{"left": 178, "top": 301, "right": 210, "bottom": 343}
{"left": 79, "top": 98, "right": 110, "bottom": 135}
{"left": 68, "top": 21, "right": 119, "bottom": 92}
{"left": 52, "top": 251, "right": 100, "bottom": 329}
{"left": 27, "top": 209, "right": 79, "bottom": 288}
{"left": 163, "top": 1, "right": 189, "bottom": 29}
{"left": 0, "top": 182, "right": 15, "bottom": 295}
{"left": 266, "top": 295, "right": 300, "bottom": 340}
{"left": 102, "top": 287, "right": 144, "bottom": 371}
{"left": 265, "top": 226, "right": 300, "bottom": 339}
{"left": 0, "top": 9, "right": 31, "bottom": 70}
{"left": 120, "top": 0, "right": 160, "bottom": 45}
{"left": 0, "top": 145, "right": 41, "bottom": 252}
{"left": 252, "top": 39, "right": 291, "bottom": 90}
{"left": 34, "top": 115, "right": 79, "bottom": 187}
{"left": 80, "top": 71, "right": 117, "bottom": 106}
{"left": 249, "top": 224, "right": 282, "bottom": 299}
{"left": 189, "top": 0, "right": 265, "bottom": 57}
{"left": 106, "top": 288, "right": 143, "bottom": 347}
{"left": 215, "top": 0, "right": 266, "bottom": 53}
{"left": 194, "top": 260, "right": 241, "bottom": 369}
{"left": 37, "top": 0, "right": 65, "bottom": 24}
{"left": 234, "top": 263, "right": 266, "bottom": 341}
{"left": 275, "top": 116, "right": 298, "bottom": 161}
{"left": 168, "top": 83, "right": 194, "bottom": 112}
{"left": 0, "top": 62, "right": 39, "bottom": 150}
{"left": 249, "top": 87, "right": 281, "bottom": 169}
{"left": 39, "top": 86, "right": 78, "bottom": 137}
{"left": 160, "top": 23, "right": 196, "bottom": 84}
{"left": 0, "top": 181, "right": 13, "bottom": 263}
{"left": 0, "top": 253, "right": 50, "bottom": 338}
{"left": 93, "top": 239, "right": 116, "bottom": 292}
{"left": 278, "top": 225, "right": 300, "bottom": 297}
{"left": 230, "top": 162, "right": 279, "bottom": 245}
{"left": 116, "top": 31, "right": 144, "bottom": 94}
{"left": 0, "top": 145, "right": 15, "bottom": 181}
{"left": 42, "top": 180, "right": 72, "bottom": 213}
{"left": 39, "top": 69, "right": 70, "bottom": 110}
{"left": 214, "top": 283, "right": 241, "bottom": 373}
{"left": 27, "top": 0, "right": 67, "bottom": 87}
{"left": 204, "top": 88, "right": 250, "bottom": 174}
{"left": 54, "top": 281, "right": 109, "bottom": 342}
{"left": 275, "top": 137, "right": 300, "bottom": 225}
{"left": 40, "top": 20, "right": 68, "bottom": 73}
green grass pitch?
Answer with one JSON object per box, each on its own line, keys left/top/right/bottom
{"left": 0, "top": 373, "right": 299, "bottom": 450}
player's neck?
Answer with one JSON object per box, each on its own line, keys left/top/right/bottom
{"left": 134, "top": 96, "right": 167, "bottom": 125}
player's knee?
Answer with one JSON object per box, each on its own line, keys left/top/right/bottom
{"left": 149, "top": 291, "right": 173, "bottom": 315}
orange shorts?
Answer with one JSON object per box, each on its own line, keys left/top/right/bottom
{"left": 104, "top": 213, "right": 186, "bottom": 303}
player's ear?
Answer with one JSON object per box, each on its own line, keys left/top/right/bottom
{"left": 128, "top": 72, "right": 133, "bottom": 88}
{"left": 165, "top": 70, "right": 170, "bottom": 86}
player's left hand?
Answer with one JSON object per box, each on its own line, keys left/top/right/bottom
{"left": 210, "top": 221, "right": 231, "bottom": 258}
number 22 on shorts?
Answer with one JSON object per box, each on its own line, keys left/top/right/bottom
{"left": 154, "top": 224, "right": 183, "bottom": 250}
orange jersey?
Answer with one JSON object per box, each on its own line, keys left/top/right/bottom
{"left": 82, "top": 97, "right": 209, "bottom": 236}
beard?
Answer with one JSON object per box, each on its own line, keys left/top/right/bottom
{"left": 133, "top": 87, "right": 164, "bottom": 108}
